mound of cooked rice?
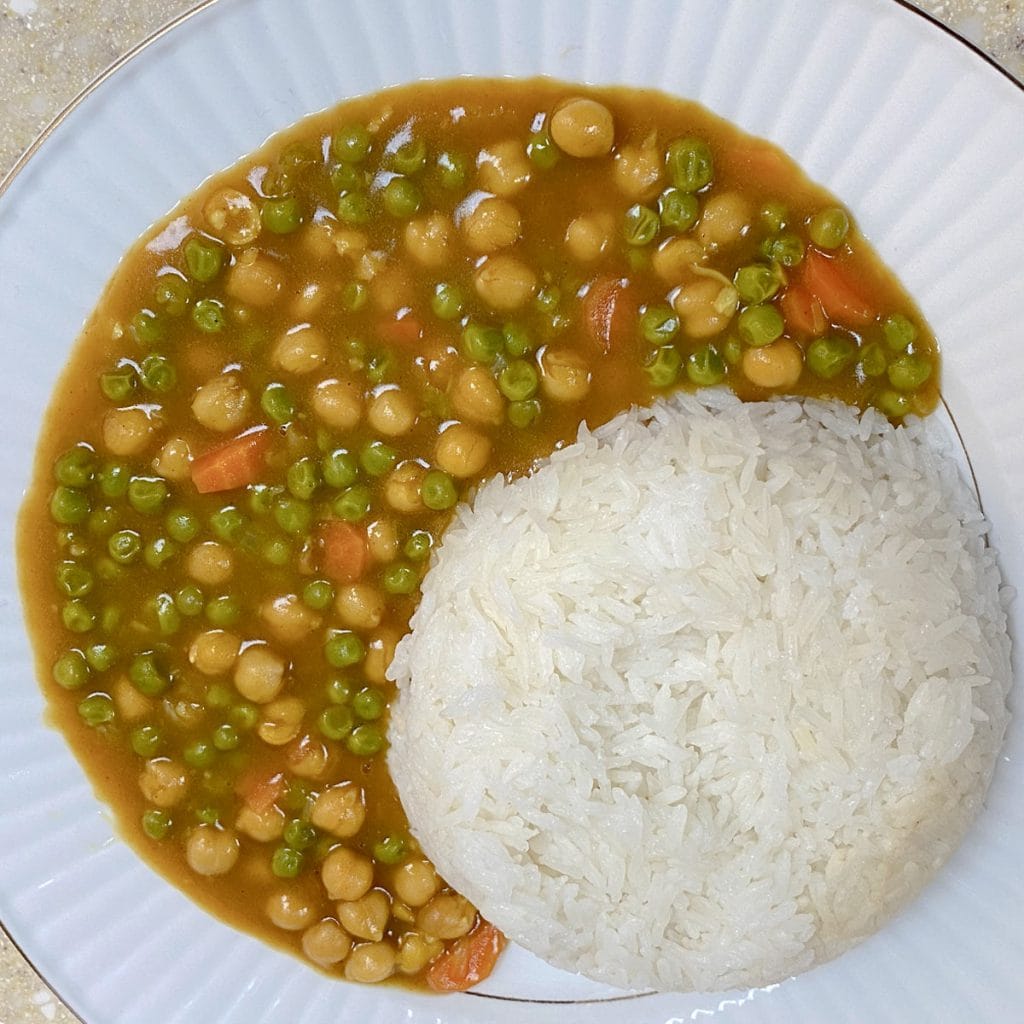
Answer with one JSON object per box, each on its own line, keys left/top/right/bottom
{"left": 387, "top": 393, "right": 1012, "bottom": 993}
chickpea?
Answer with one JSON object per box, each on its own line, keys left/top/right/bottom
{"left": 233, "top": 644, "right": 286, "bottom": 703}
{"left": 286, "top": 733, "right": 331, "bottom": 780}
{"left": 112, "top": 676, "right": 150, "bottom": 721}
{"left": 393, "top": 859, "right": 440, "bottom": 908}
{"left": 404, "top": 212, "right": 456, "bottom": 268}
{"left": 185, "top": 825, "right": 240, "bottom": 877}
{"left": 672, "top": 279, "right": 734, "bottom": 338}
{"left": 225, "top": 252, "right": 284, "bottom": 306}
{"left": 384, "top": 461, "right": 427, "bottom": 514}
{"left": 371, "top": 267, "right": 414, "bottom": 314}
{"left": 612, "top": 137, "right": 663, "bottom": 199}
{"left": 449, "top": 366, "right": 504, "bottom": 426}
{"left": 139, "top": 758, "right": 188, "bottom": 808}
{"left": 335, "top": 583, "right": 385, "bottom": 631}
{"left": 539, "top": 347, "right": 591, "bottom": 402}
{"left": 151, "top": 436, "right": 191, "bottom": 482}
{"left": 397, "top": 932, "right": 443, "bottom": 975}
{"left": 434, "top": 422, "right": 491, "bottom": 478}
{"left": 272, "top": 324, "right": 328, "bottom": 375}
{"left": 565, "top": 212, "right": 614, "bottom": 263}
{"left": 236, "top": 803, "right": 285, "bottom": 842}
{"left": 186, "top": 541, "right": 234, "bottom": 587}
{"left": 203, "top": 187, "right": 261, "bottom": 245}
{"left": 473, "top": 254, "right": 537, "bottom": 311}
{"left": 416, "top": 893, "right": 476, "bottom": 940}
{"left": 652, "top": 236, "right": 705, "bottom": 284}
{"left": 344, "top": 942, "right": 396, "bottom": 984}
{"left": 695, "top": 191, "right": 751, "bottom": 248}
{"left": 312, "top": 378, "right": 363, "bottom": 431}
{"left": 257, "top": 696, "right": 304, "bottom": 746}
{"left": 265, "top": 889, "right": 316, "bottom": 931}
{"left": 321, "top": 847, "right": 374, "bottom": 902}
{"left": 459, "top": 196, "right": 522, "bottom": 253}
{"left": 334, "top": 229, "right": 369, "bottom": 258}
{"left": 550, "top": 97, "right": 615, "bottom": 158}
{"left": 367, "top": 387, "right": 417, "bottom": 437}
{"left": 476, "top": 139, "right": 532, "bottom": 196}
{"left": 188, "top": 629, "right": 241, "bottom": 676}
{"left": 337, "top": 889, "right": 391, "bottom": 941}
{"left": 311, "top": 783, "right": 366, "bottom": 838}
{"left": 191, "top": 373, "right": 251, "bottom": 433}
{"left": 290, "top": 281, "right": 327, "bottom": 319}
{"left": 102, "top": 407, "right": 157, "bottom": 457}
{"left": 363, "top": 628, "right": 399, "bottom": 686}
{"left": 302, "top": 222, "right": 336, "bottom": 260}
{"left": 366, "top": 518, "right": 399, "bottom": 562}
{"left": 260, "top": 593, "right": 322, "bottom": 645}
{"left": 302, "top": 919, "right": 352, "bottom": 967}
{"left": 741, "top": 339, "right": 804, "bottom": 388}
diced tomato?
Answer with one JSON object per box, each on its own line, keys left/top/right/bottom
{"left": 426, "top": 921, "right": 506, "bottom": 993}
{"left": 236, "top": 770, "right": 284, "bottom": 814}
{"left": 377, "top": 311, "right": 424, "bottom": 347}
{"left": 190, "top": 426, "right": 271, "bottom": 494}
{"left": 801, "top": 248, "right": 875, "bottom": 325}
{"left": 317, "top": 520, "right": 368, "bottom": 582}
{"left": 780, "top": 281, "right": 828, "bottom": 337}
{"left": 581, "top": 275, "right": 637, "bottom": 353}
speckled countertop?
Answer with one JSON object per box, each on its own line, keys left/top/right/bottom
{"left": 1, "top": 0, "right": 1022, "bottom": 1020}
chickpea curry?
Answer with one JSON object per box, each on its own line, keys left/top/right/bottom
{"left": 18, "top": 78, "right": 939, "bottom": 992}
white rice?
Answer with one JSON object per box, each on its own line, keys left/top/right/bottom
{"left": 386, "top": 392, "right": 1012, "bottom": 993}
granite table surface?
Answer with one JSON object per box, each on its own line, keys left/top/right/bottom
{"left": 1, "top": 0, "right": 1022, "bottom": 1020}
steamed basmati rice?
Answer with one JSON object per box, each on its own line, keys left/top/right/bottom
{"left": 387, "top": 393, "right": 1012, "bottom": 993}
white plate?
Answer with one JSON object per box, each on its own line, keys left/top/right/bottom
{"left": 0, "top": 1, "right": 1021, "bottom": 1021}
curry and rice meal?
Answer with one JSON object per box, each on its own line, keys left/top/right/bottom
{"left": 18, "top": 78, "right": 1011, "bottom": 994}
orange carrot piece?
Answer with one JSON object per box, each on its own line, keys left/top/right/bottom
{"left": 318, "top": 520, "right": 369, "bottom": 582}
{"left": 581, "top": 275, "right": 636, "bottom": 354}
{"left": 426, "top": 921, "right": 506, "bottom": 993}
{"left": 725, "top": 143, "right": 793, "bottom": 194}
{"left": 236, "top": 770, "right": 284, "bottom": 814}
{"left": 191, "top": 426, "right": 271, "bottom": 494}
{"left": 801, "top": 249, "right": 875, "bottom": 325}
{"left": 377, "top": 312, "right": 423, "bottom": 347}
{"left": 780, "top": 281, "right": 828, "bottom": 337}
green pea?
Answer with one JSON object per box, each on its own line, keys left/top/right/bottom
{"left": 283, "top": 819, "right": 318, "bottom": 851}
{"left": 360, "top": 440, "right": 398, "bottom": 478}
{"left": 738, "top": 305, "right": 785, "bottom": 347}
{"left": 366, "top": 350, "right": 396, "bottom": 385}
{"left": 383, "top": 562, "right": 418, "bottom": 596}
{"left": 152, "top": 592, "right": 181, "bottom": 635}
{"left": 248, "top": 483, "right": 284, "bottom": 516}
{"left": 421, "top": 470, "right": 457, "bottom": 511}
{"left": 882, "top": 313, "right": 917, "bottom": 351}
{"left": 342, "top": 279, "right": 369, "bottom": 312}
{"left": 192, "top": 298, "right": 226, "bottom": 334}
{"left": 129, "top": 651, "right": 170, "bottom": 697}
{"left": 658, "top": 188, "right": 699, "bottom": 231}
{"left": 643, "top": 345, "right": 682, "bottom": 388}
{"left": 154, "top": 274, "right": 191, "bottom": 317}
{"left": 686, "top": 344, "right": 727, "bottom": 387}
{"left": 99, "top": 367, "right": 137, "bottom": 402}
{"left": 383, "top": 177, "right": 421, "bottom": 219}
{"left": 184, "top": 739, "right": 216, "bottom": 769}
{"left": 333, "top": 485, "right": 371, "bottom": 522}
{"left": 322, "top": 449, "right": 359, "bottom": 489}
{"left": 353, "top": 687, "right": 386, "bottom": 721}
{"left": 760, "top": 233, "right": 805, "bottom": 267}
{"left": 503, "top": 323, "right": 535, "bottom": 358}
{"left": 85, "top": 641, "right": 119, "bottom": 672}
{"left": 184, "top": 236, "right": 224, "bottom": 282}
{"left": 346, "top": 723, "right": 384, "bottom": 757}
{"left": 527, "top": 130, "right": 560, "bottom": 169}
{"left": 195, "top": 806, "right": 221, "bottom": 826}
{"left": 807, "top": 336, "right": 857, "bottom": 379}
{"left": 639, "top": 305, "right": 680, "bottom": 345}
{"left": 287, "top": 457, "right": 320, "bottom": 500}
{"left": 128, "top": 476, "right": 168, "bottom": 515}
{"left": 724, "top": 336, "right": 743, "bottom": 365}
{"left": 498, "top": 360, "right": 539, "bottom": 401}
{"left": 808, "top": 207, "right": 850, "bottom": 250}
{"left": 205, "top": 594, "right": 241, "bottom": 628}
{"left": 623, "top": 204, "right": 660, "bottom": 246}
{"left": 230, "top": 702, "right": 259, "bottom": 730}
{"left": 62, "top": 600, "right": 95, "bottom": 633}
{"left": 87, "top": 505, "right": 118, "bottom": 537}
{"left": 130, "top": 724, "right": 163, "bottom": 757}
{"left": 391, "top": 136, "right": 428, "bottom": 175}
{"left": 404, "top": 530, "right": 432, "bottom": 562}
{"left": 324, "top": 630, "right": 364, "bottom": 668}
{"left": 734, "top": 264, "right": 783, "bottom": 305}
{"left": 261, "top": 382, "right": 296, "bottom": 424}
{"left": 859, "top": 342, "right": 888, "bottom": 377}
{"left": 876, "top": 389, "right": 911, "bottom": 418}
{"left": 78, "top": 693, "right": 115, "bottom": 727}
{"left": 436, "top": 149, "right": 469, "bottom": 189}
{"left": 666, "top": 137, "right": 714, "bottom": 192}
{"left": 98, "top": 461, "right": 130, "bottom": 499}
{"left": 302, "top": 579, "right": 335, "bottom": 611}
{"left": 431, "top": 282, "right": 465, "bottom": 321}
{"left": 262, "top": 195, "right": 303, "bottom": 234}
{"left": 331, "top": 123, "right": 371, "bottom": 163}
{"left": 165, "top": 508, "right": 200, "bottom": 544}
{"left": 175, "top": 584, "right": 205, "bottom": 617}
{"left": 131, "top": 309, "right": 164, "bottom": 346}
{"left": 54, "top": 445, "right": 96, "bottom": 488}
{"left": 139, "top": 354, "right": 177, "bottom": 393}
{"left": 270, "top": 495, "right": 310, "bottom": 536}
{"left": 461, "top": 323, "right": 504, "bottom": 363}
{"left": 53, "top": 650, "right": 89, "bottom": 690}
{"left": 108, "top": 529, "right": 142, "bottom": 564}
{"left": 50, "top": 486, "right": 90, "bottom": 525}
{"left": 536, "top": 292, "right": 560, "bottom": 321}
{"left": 508, "top": 399, "right": 541, "bottom": 429}
{"left": 337, "top": 190, "right": 371, "bottom": 225}
{"left": 271, "top": 845, "right": 304, "bottom": 879}
{"left": 142, "top": 809, "right": 173, "bottom": 840}
{"left": 207, "top": 684, "right": 232, "bottom": 709}
{"left": 57, "top": 562, "right": 94, "bottom": 598}
{"left": 94, "top": 557, "right": 122, "bottom": 583}
{"left": 100, "top": 605, "right": 121, "bottom": 633}
{"left": 887, "top": 353, "right": 932, "bottom": 391}
{"left": 330, "top": 160, "right": 366, "bottom": 193}
{"left": 760, "top": 200, "right": 788, "bottom": 233}
{"left": 373, "top": 835, "right": 407, "bottom": 865}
